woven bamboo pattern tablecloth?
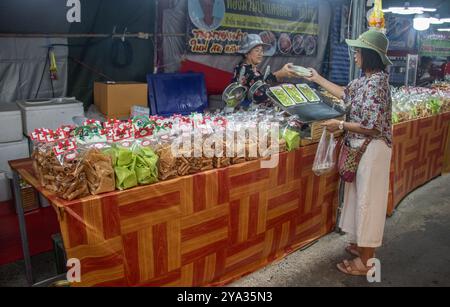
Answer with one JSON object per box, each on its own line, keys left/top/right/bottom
{"left": 10, "top": 145, "right": 339, "bottom": 287}
{"left": 387, "top": 111, "right": 450, "bottom": 215}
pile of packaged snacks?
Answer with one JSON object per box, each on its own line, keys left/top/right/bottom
{"left": 30, "top": 109, "right": 302, "bottom": 200}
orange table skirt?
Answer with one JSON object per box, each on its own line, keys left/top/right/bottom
{"left": 10, "top": 111, "right": 449, "bottom": 286}
{"left": 387, "top": 111, "right": 450, "bottom": 215}
{"left": 11, "top": 145, "right": 339, "bottom": 287}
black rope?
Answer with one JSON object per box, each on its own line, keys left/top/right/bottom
{"left": 110, "top": 38, "right": 133, "bottom": 68}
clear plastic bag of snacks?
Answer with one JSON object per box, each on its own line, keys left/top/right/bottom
{"left": 312, "top": 128, "right": 336, "bottom": 176}
{"left": 52, "top": 139, "right": 90, "bottom": 200}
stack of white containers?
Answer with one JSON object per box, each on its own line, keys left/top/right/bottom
{"left": 0, "top": 103, "right": 29, "bottom": 202}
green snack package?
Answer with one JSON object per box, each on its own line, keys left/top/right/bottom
{"left": 282, "top": 128, "right": 300, "bottom": 151}
{"left": 115, "top": 165, "right": 138, "bottom": 190}
{"left": 134, "top": 147, "right": 159, "bottom": 185}
{"left": 108, "top": 146, "right": 138, "bottom": 190}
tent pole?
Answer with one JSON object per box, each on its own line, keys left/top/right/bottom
{"left": 349, "top": 0, "right": 366, "bottom": 81}
{"left": 0, "top": 33, "right": 185, "bottom": 38}
{"left": 153, "top": 0, "right": 159, "bottom": 74}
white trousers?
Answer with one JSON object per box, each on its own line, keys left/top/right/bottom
{"left": 339, "top": 140, "right": 392, "bottom": 248}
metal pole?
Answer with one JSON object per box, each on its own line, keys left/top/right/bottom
{"left": 349, "top": 0, "right": 366, "bottom": 81}
{"left": 12, "top": 171, "right": 33, "bottom": 285}
{"left": 0, "top": 33, "right": 185, "bottom": 38}
{"left": 153, "top": 0, "right": 159, "bottom": 74}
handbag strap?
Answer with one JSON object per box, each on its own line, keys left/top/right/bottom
{"left": 355, "top": 137, "right": 373, "bottom": 161}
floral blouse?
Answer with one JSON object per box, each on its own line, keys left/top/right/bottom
{"left": 231, "top": 62, "right": 277, "bottom": 104}
{"left": 343, "top": 71, "right": 392, "bottom": 147}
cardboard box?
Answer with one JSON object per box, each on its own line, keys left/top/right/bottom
{"left": 94, "top": 81, "right": 148, "bottom": 118}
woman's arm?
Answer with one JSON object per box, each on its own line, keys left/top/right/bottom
{"left": 321, "top": 119, "right": 380, "bottom": 136}
{"left": 303, "top": 68, "right": 345, "bottom": 99}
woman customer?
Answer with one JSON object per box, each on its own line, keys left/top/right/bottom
{"left": 301, "top": 29, "right": 393, "bottom": 276}
{"left": 231, "top": 34, "right": 295, "bottom": 106}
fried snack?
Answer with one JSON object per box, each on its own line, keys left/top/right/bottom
{"left": 134, "top": 147, "right": 159, "bottom": 185}
{"left": 245, "top": 141, "right": 259, "bottom": 161}
{"left": 278, "top": 138, "right": 287, "bottom": 153}
{"left": 55, "top": 158, "right": 90, "bottom": 201}
{"left": 84, "top": 149, "right": 115, "bottom": 195}
{"left": 176, "top": 150, "right": 191, "bottom": 176}
{"left": 212, "top": 141, "right": 231, "bottom": 168}
{"left": 156, "top": 145, "right": 178, "bottom": 180}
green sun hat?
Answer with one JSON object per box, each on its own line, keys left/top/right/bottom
{"left": 345, "top": 29, "right": 393, "bottom": 66}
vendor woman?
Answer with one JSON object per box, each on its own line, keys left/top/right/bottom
{"left": 231, "top": 34, "right": 296, "bottom": 105}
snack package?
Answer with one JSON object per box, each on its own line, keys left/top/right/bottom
{"left": 30, "top": 128, "right": 54, "bottom": 186}
{"left": 83, "top": 144, "right": 115, "bottom": 195}
{"left": 52, "top": 139, "right": 90, "bottom": 200}
{"left": 156, "top": 135, "right": 178, "bottom": 181}
{"left": 100, "top": 121, "right": 138, "bottom": 190}
{"left": 210, "top": 121, "right": 231, "bottom": 168}
{"left": 108, "top": 141, "right": 138, "bottom": 190}
{"left": 134, "top": 142, "right": 159, "bottom": 185}
{"left": 282, "top": 128, "right": 300, "bottom": 151}
{"left": 280, "top": 116, "right": 301, "bottom": 152}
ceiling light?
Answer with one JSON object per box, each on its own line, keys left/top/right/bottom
{"left": 429, "top": 17, "right": 444, "bottom": 25}
{"left": 437, "top": 28, "right": 450, "bottom": 32}
{"left": 413, "top": 14, "right": 430, "bottom": 31}
{"left": 383, "top": 2, "right": 436, "bottom": 15}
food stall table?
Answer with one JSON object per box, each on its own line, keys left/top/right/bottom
{"left": 10, "top": 145, "right": 339, "bottom": 287}
{"left": 387, "top": 111, "right": 450, "bottom": 215}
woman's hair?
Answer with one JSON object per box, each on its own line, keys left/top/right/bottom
{"left": 361, "top": 48, "right": 386, "bottom": 72}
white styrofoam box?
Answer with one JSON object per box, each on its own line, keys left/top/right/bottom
{"left": 16, "top": 97, "right": 84, "bottom": 135}
{"left": 0, "top": 171, "right": 12, "bottom": 202}
{"left": 0, "top": 138, "right": 30, "bottom": 178}
{"left": 39, "top": 193, "right": 50, "bottom": 208}
{"left": 0, "top": 103, "right": 23, "bottom": 143}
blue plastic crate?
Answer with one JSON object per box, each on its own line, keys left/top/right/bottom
{"left": 147, "top": 72, "right": 208, "bottom": 116}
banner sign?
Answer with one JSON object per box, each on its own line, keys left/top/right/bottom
{"left": 419, "top": 33, "right": 450, "bottom": 57}
{"left": 385, "top": 15, "right": 417, "bottom": 51}
{"left": 186, "top": 0, "right": 319, "bottom": 56}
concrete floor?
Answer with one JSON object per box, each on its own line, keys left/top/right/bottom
{"left": 1, "top": 174, "right": 449, "bottom": 287}
{"left": 230, "top": 174, "right": 450, "bottom": 287}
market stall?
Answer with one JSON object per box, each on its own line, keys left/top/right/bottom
{"left": 11, "top": 143, "right": 339, "bottom": 287}
{"left": 387, "top": 85, "right": 450, "bottom": 215}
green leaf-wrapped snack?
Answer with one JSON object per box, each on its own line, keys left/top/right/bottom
{"left": 134, "top": 147, "right": 159, "bottom": 185}
{"left": 107, "top": 145, "right": 138, "bottom": 190}
{"left": 282, "top": 128, "right": 300, "bottom": 151}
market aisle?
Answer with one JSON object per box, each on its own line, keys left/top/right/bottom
{"left": 230, "top": 174, "right": 450, "bottom": 287}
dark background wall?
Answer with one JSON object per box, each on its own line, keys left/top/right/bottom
{"left": 0, "top": 0, "right": 156, "bottom": 108}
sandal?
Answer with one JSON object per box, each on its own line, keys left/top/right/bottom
{"left": 344, "top": 245, "right": 375, "bottom": 258}
{"left": 345, "top": 245, "right": 360, "bottom": 257}
{"left": 336, "top": 257, "right": 372, "bottom": 276}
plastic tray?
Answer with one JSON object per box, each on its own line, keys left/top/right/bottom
{"left": 267, "top": 88, "right": 345, "bottom": 123}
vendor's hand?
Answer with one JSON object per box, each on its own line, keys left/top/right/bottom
{"left": 277, "top": 63, "right": 297, "bottom": 79}
{"left": 303, "top": 68, "right": 322, "bottom": 84}
{"left": 321, "top": 119, "right": 341, "bottom": 133}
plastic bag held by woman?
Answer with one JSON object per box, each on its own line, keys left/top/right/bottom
{"left": 312, "top": 128, "right": 336, "bottom": 176}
